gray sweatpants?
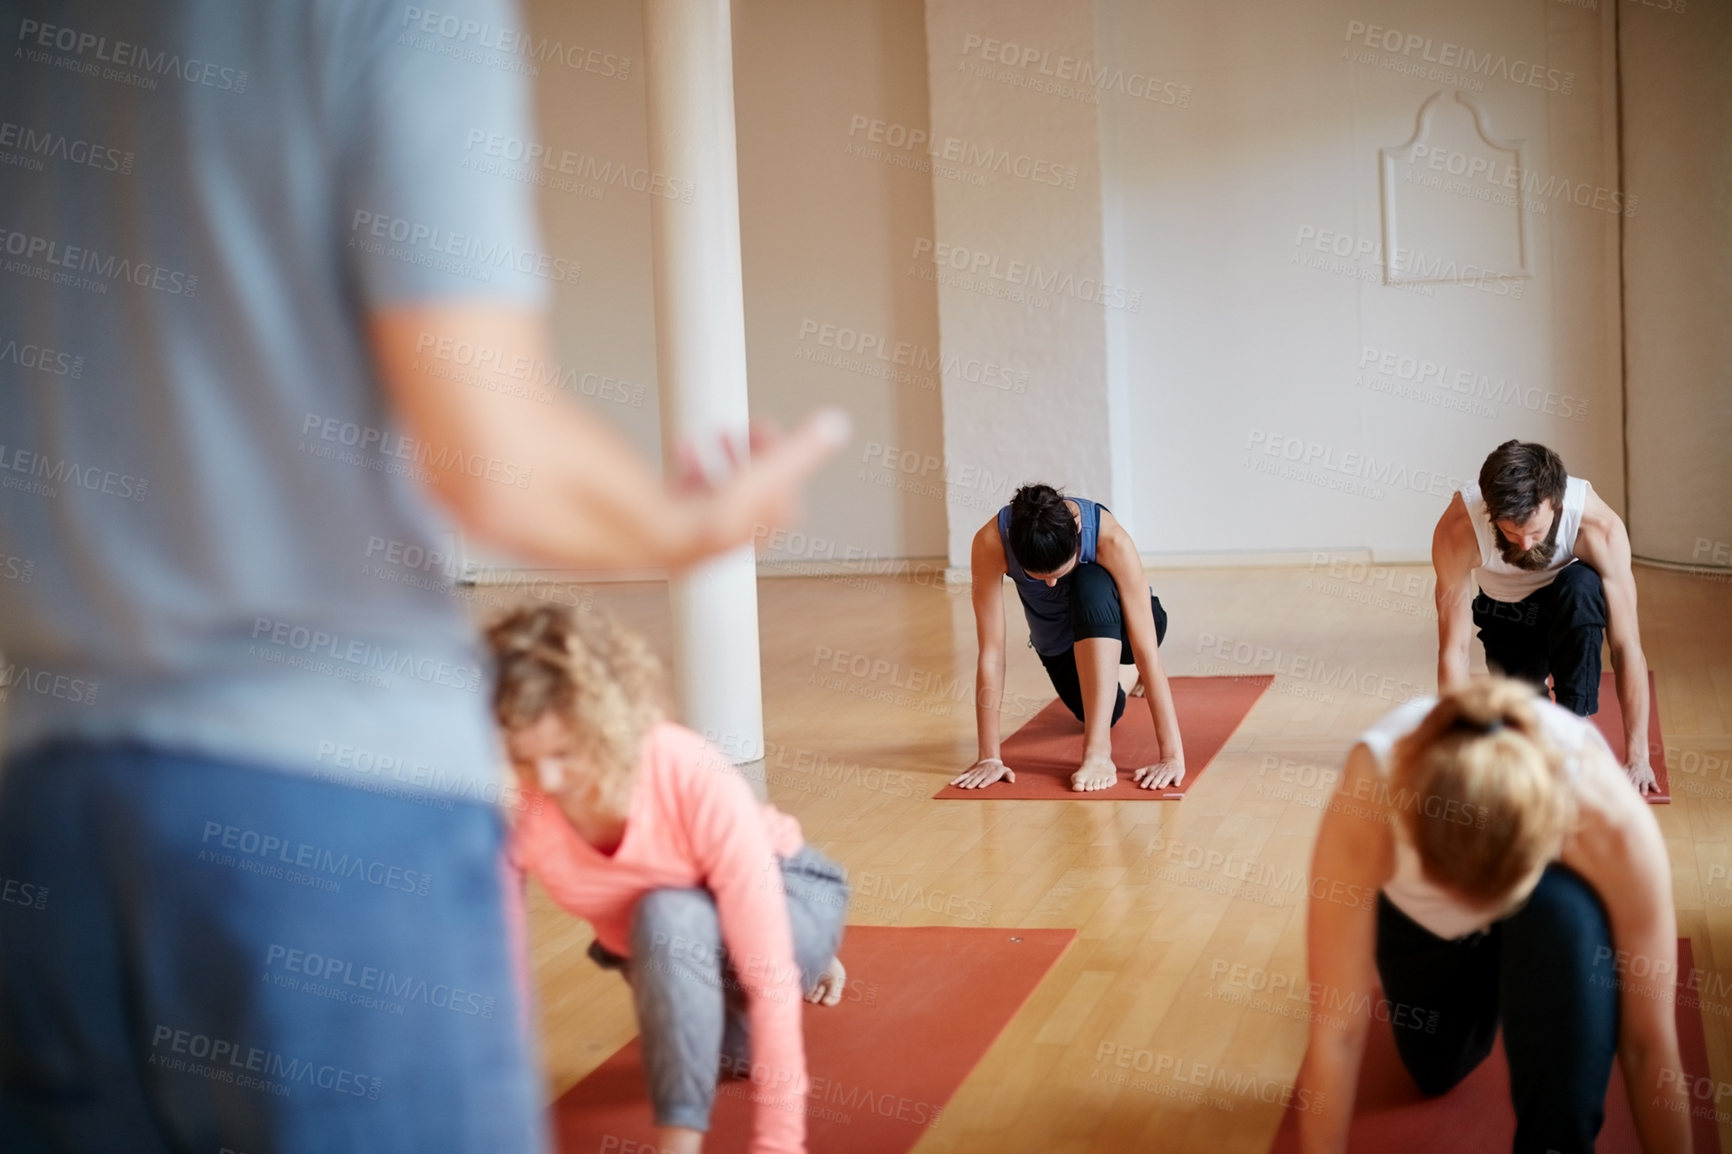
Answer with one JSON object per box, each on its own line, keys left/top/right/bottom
{"left": 590, "top": 845, "right": 849, "bottom": 1132}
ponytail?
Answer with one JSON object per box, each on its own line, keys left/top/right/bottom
{"left": 1007, "top": 484, "right": 1078, "bottom": 574}
{"left": 1391, "top": 677, "right": 1574, "bottom": 903}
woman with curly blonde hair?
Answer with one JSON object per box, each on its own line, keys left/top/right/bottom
{"left": 487, "top": 604, "right": 848, "bottom": 1154}
{"left": 1294, "top": 677, "right": 1687, "bottom": 1154}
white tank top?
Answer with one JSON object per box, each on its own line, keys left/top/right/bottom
{"left": 1357, "top": 694, "right": 1610, "bottom": 940}
{"left": 1459, "top": 476, "right": 1590, "bottom": 602}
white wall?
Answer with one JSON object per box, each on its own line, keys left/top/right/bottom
{"left": 486, "top": 0, "right": 946, "bottom": 573}
{"left": 1620, "top": 0, "right": 1732, "bottom": 568}
{"left": 483, "top": 0, "right": 1720, "bottom": 574}
{"left": 923, "top": 0, "right": 1116, "bottom": 568}
{"left": 1098, "top": 0, "right": 1624, "bottom": 562}
{"left": 735, "top": 0, "right": 947, "bottom": 566}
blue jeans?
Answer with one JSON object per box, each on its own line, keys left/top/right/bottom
{"left": 0, "top": 740, "right": 545, "bottom": 1154}
{"left": 590, "top": 846, "right": 848, "bottom": 1132}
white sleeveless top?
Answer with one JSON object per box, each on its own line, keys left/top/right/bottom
{"left": 1459, "top": 476, "right": 1589, "bottom": 602}
{"left": 1357, "top": 694, "right": 1610, "bottom": 940}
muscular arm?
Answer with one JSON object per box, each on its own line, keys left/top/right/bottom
{"left": 1576, "top": 494, "right": 1654, "bottom": 789}
{"left": 1561, "top": 744, "right": 1688, "bottom": 1151}
{"left": 1433, "top": 495, "right": 1479, "bottom": 693}
{"left": 1295, "top": 746, "right": 1395, "bottom": 1154}
{"left": 367, "top": 305, "right": 845, "bottom": 571}
{"left": 1096, "top": 514, "right": 1184, "bottom": 771}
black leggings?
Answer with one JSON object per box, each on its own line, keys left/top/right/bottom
{"left": 1037, "top": 563, "right": 1167, "bottom": 725}
{"left": 1472, "top": 562, "right": 1606, "bottom": 715}
{"left": 1374, "top": 864, "right": 1619, "bottom": 1154}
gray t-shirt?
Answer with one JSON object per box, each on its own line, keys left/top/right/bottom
{"left": 0, "top": 0, "right": 558, "bottom": 803}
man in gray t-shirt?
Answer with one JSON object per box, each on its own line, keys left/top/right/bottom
{"left": 0, "top": 2, "right": 842, "bottom": 1149}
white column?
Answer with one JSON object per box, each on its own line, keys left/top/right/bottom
{"left": 642, "top": 0, "right": 766, "bottom": 766}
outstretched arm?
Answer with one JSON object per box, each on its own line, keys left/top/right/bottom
{"left": 1295, "top": 746, "right": 1393, "bottom": 1154}
{"left": 368, "top": 304, "right": 848, "bottom": 571}
{"left": 1562, "top": 743, "right": 1686, "bottom": 1150}
{"left": 952, "top": 522, "right": 1015, "bottom": 788}
{"left": 1433, "top": 496, "right": 1478, "bottom": 693}
{"left": 1578, "top": 495, "right": 1655, "bottom": 793}
{"left": 1096, "top": 515, "right": 1184, "bottom": 789}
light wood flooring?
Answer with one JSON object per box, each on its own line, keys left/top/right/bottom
{"left": 468, "top": 562, "right": 1732, "bottom": 1153}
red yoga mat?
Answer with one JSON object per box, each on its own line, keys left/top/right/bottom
{"left": 553, "top": 926, "right": 1076, "bottom": 1154}
{"left": 933, "top": 674, "right": 1273, "bottom": 801}
{"left": 1587, "top": 671, "right": 1670, "bottom": 804}
{"left": 1268, "top": 939, "right": 1719, "bottom": 1153}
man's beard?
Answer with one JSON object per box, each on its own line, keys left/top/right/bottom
{"left": 1497, "top": 509, "right": 1562, "bottom": 570}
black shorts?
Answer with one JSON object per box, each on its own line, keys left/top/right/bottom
{"left": 1035, "top": 562, "right": 1168, "bottom": 724}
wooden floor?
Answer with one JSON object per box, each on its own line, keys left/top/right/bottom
{"left": 472, "top": 562, "right": 1732, "bottom": 1153}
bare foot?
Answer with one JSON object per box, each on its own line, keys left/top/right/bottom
{"left": 806, "top": 956, "right": 846, "bottom": 1006}
{"left": 1071, "top": 754, "right": 1117, "bottom": 792}
{"left": 1117, "top": 665, "right": 1144, "bottom": 697}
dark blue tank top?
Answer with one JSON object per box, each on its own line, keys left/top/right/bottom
{"left": 997, "top": 497, "right": 1102, "bottom": 657}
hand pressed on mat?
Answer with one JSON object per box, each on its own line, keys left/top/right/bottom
{"left": 1132, "top": 759, "right": 1185, "bottom": 791}
{"left": 806, "top": 956, "right": 847, "bottom": 1006}
{"left": 950, "top": 757, "right": 1015, "bottom": 789}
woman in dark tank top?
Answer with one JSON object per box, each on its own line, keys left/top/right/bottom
{"left": 951, "top": 483, "right": 1186, "bottom": 792}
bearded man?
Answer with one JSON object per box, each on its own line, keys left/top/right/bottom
{"left": 1432, "top": 440, "right": 1657, "bottom": 793}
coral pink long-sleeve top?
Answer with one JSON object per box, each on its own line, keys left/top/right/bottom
{"left": 511, "top": 721, "right": 809, "bottom": 1154}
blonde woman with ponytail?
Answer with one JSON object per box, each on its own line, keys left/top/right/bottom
{"left": 486, "top": 605, "right": 849, "bottom": 1154}
{"left": 1294, "top": 677, "right": 1688, "bottom": 1154}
